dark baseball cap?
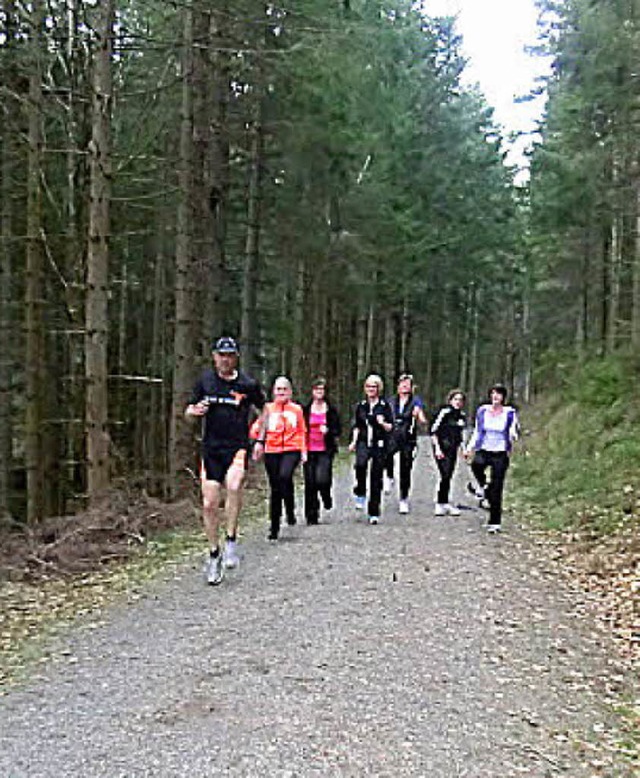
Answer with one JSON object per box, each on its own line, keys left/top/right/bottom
{"left": 213, "top": 336, "right": 239, "bottom": 354}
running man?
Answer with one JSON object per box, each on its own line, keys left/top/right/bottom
{"left": 185, "top": 336, "right": 265, "bottom": 584}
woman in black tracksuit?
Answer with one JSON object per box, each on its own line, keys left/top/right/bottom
{"left": 430, "top": 388, "right": 467, "bottom": 516}
{"left": 384, "top": 373, "right": 427, "bottom": 514}
{"left": 302, "top": 378, "right": 341, "bottom": 525}
{"left": 348, "top": 374, "right": 394, "bottom": 524}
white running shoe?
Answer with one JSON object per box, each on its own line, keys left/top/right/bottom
{"left": 446, "top": 504, "right": 461, "bottom": 516}
{"left": 368, "top": 515, "right": 380, "bottom": 525}
{"left": 384, "top": 477, "right": 395, "bottom": 495}
{"left": 223, "top": 540, "right": 240, "bottom": 569}
{"left": 435, "top": 503, "right": 446, "bottom": 516}
{"left": 398, "top": 500, "right": 410, "bottom": 515}
{"left": 487, "top": 523, "right": 502, "bottom": 534}
{"left": 205, "top": 553, "right": 224, "bottom": 585}
{"left": 355, "top": 496, "right": 366, "bottom": 511}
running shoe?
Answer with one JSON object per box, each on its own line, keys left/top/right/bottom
{"left": 467, "top": 481, "right": 485, "bottom": 500}
{"left": 487, "top": 523, "right": 502, "bottom": 534}
{"left": 434, "top": 503, "right": 446, "bottom": 516}
{"left": 384, "top": 477, "right": 395, "bottom": 495}
{"left": 398, "top": 500, "right": 410, "bottom": 515}
{"left": 223, "top": 540, "right": 240, "bottom": 569}
{"left": 368, "top": 515, "right": 380, "bottom": 525}
{"left": 286, "top": 515, "right": 297, "bottom": 526}
{"left": 446, "top": 504, "right": 461, "bottom": 516}
{"left": 354, "top": 496, "right": 366, "bottom": 511}
{"left": 205, "top": 553, "right": 224, "bottom": 585}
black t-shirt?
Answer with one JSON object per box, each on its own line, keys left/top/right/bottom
{"left": 190, "top": 369, "right": 265, "bottom": 452}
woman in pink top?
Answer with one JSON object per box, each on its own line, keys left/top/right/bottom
{"left": 302, "top": 379, "right": 342, "bottom": 525}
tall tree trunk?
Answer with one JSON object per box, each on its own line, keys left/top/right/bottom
{"left": 208, "top": 3, "right": 230, "bottom": 334}
{"left": 25, "top": 0, "right": 46, "bottom": 521}
{"left": 291, "top": 255, "right": 307, "bottom": 389}
{"left": 459, "top": 284, "right": 473, "bottom": 390}
{"left": 0, "top": 0, "right": 17, "bottom": 519}
{"left": 169, "top": 3, "right": 198, "bottom": 496}
{"left": 365, "top": 302, "right": 375, "bottom": 372}
{"left": 150, "top": 226, "right": 168, "bottom": 496}
{"left": 63, "top": 0, "right": 86, "bottom": 506}
{"left": 383, "top": 311, "right": 395, "bottom": 387}
{"left": 356, "top": 305, "right": 367, "bottom": 381}
{"left": 399, "top": 296, "right": 410, "bottom": 371}
{"left": 192, "top": 3, "right": 216, "bottom": 349}
{"left": 85, "top": 0, "right": 115, "bottom": 502}
{"left": 240, "top": 95, "right": 265, "bottom": 376}
{"left": 606, "top": 157, "right": 622, "bottom": 354}
{"left": 632, "top": 184, "right": 640, "bottom": 350}
{"left": 468, "top": 286, "right": 480, "bottom": 411}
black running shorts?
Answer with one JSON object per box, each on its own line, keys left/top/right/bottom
{"left": 200, "top": 448, "right": 248, "bottom": 483}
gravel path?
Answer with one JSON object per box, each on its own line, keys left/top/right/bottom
{"left": 0, "top": 450, "right": 635, "bottom": 777}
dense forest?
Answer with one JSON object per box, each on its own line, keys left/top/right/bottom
{"left": 1, "top": 0, "right": 639, "bottom": 522}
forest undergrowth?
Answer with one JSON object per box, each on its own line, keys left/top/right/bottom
{"left": 510, "top": 354, "right": 640, "bottom": 668}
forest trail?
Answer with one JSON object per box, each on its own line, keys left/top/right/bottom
{"left": 0, "top": 450, "right": 635, "bottom": 777}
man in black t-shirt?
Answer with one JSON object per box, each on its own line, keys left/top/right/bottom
{"left": 185, "top": 336, "right": 265, "bottom": 585}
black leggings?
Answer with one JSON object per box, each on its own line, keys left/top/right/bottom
{"left": 385, "top": 447, "right": 415, "bottom": 499}
{"left": 471, "top": 450, "right": 510, "bottom": 525}
{"left": 354, "top": 443, "right": 385, "bottom": 517}
{"left": 434, "top": 447, "right": 458, "bottom": 504}
{"left": 304, "top": 451, "right": 334, "bottom": 523}
{"left": 264, "top": 452, "right": 301, "bottom": 537}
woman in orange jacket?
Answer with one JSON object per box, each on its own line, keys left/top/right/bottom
{"left": 252, "top": 376, "right": 307, "bottom": 540}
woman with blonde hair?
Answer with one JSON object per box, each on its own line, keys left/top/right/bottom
{"left": 348, "top": 374, "right": 394, "bottom": 524}
{"left": 252, "top": 376, "right": 307, "bottom": 540}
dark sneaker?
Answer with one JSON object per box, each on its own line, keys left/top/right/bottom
{"left": 286, "top": 515, "right": 297, "bottom": 526}
{"left": 467, "top": 481, "right": 485, "bottom": 500}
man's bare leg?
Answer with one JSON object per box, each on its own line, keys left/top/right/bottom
{"left": 220, "top": 451, "right": 247, "bottom": 569}
{"left": 201, "top": 479, "right": 223, "bottom": 550}
{"left": 224, "top": 466, "right": 245, "bottom": 539}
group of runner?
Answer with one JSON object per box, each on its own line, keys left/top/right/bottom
{"left": 186, "top": 336, "right": 520, "bottom": 585}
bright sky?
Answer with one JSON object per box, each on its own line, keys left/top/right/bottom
{"left": 423, "top": 0, "right": 551, "bottom": 179}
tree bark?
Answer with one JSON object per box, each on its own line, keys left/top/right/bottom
{"left": 605, "top": 156, "right": 622, "bottom": 354}
{"left": 207, "top": 3, "right": 231, "bottom": 336}
{"left": 169, "top": 3, "right": 198, "bottom": 496}
{"left": 0, "top": 0, "right": 17, "bottom": 519}
{"left": 632, "top": 185, "right": 640, "bottom": 350}
{"left": 85, "top": 0, "right": 115, "bottom": 502}
{"left": 25, "top": 0, "right": 46, "bottom": 521}
{"left": 240, "top": 93, "right": 265, "bottom": 377}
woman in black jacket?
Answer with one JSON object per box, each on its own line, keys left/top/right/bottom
{"left": 348, "top": 374, "right": 394, "bottom": 524}
{"left": 430, "top": 388, "right": 467, "bottom": 516}
{"left": 302, "top": 378, "right": 341, "bottom": 525}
